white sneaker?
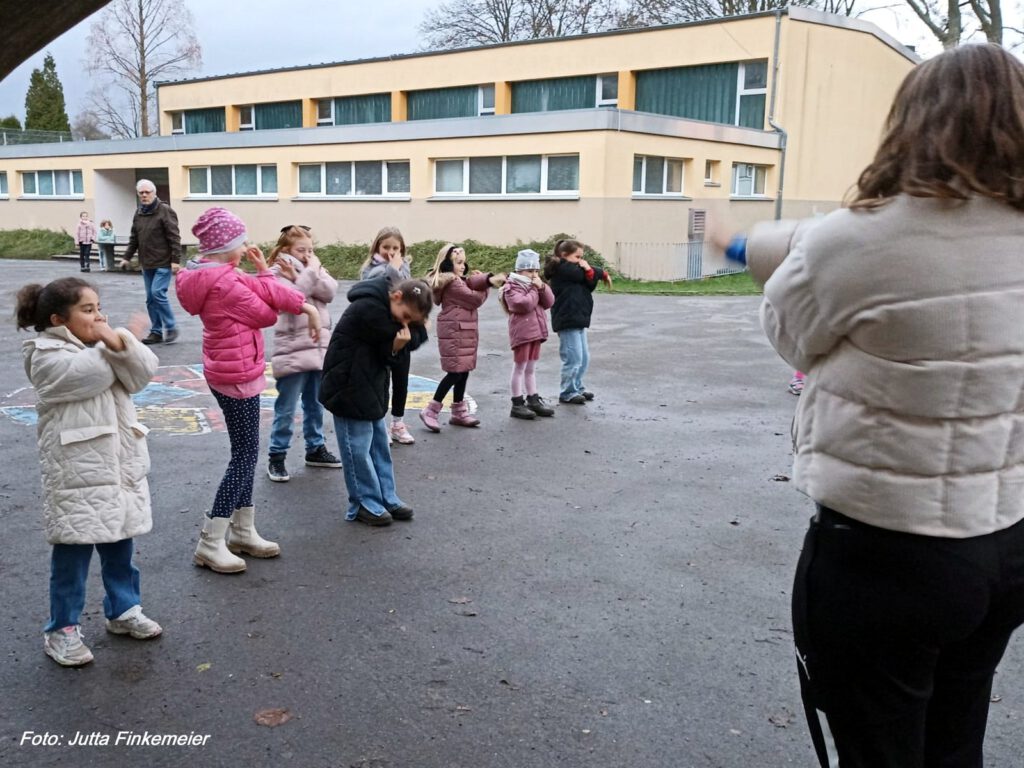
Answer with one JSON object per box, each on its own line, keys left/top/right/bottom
{"left": 105, "top": 605, "right": 163, "bottom": 639}
{"left": 390, "top": 420, "right": 415, "bottom": 445}
{"left": 44, "top": 625, "right": 94, "bottom": 666}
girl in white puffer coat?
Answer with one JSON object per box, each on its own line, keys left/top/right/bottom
{"left": 17, "top": 277, "right": 162, "bottom": 667}
{"left": 266, "top": 225, "right": 340, "bottom": 482}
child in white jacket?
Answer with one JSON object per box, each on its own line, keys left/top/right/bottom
{"left": 16, "top": 276, "right": 161, "bottom": 667}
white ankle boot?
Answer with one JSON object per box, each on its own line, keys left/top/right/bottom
{"left": 227, "top": 506, "right": 280, "bottom": 558}
{"left": 194, "top": 516, "right": 246, "bottom": 573}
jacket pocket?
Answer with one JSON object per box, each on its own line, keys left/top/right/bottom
{"left": 56, "top": 425, "right": 119, "bottom": 489}
{"left": 60, "top": 424, "right": 117, "bottom": 445}
{"left": 126, "top": 422, "right": 151, "bottom": 481}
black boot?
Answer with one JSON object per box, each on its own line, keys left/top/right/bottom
{"left": 526, "top": 394, "right": 555, "bottom": 417}
{"left": 510, "top": 396, "right": 536, "bottom": 420}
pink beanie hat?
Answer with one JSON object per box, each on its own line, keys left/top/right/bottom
{"left": 192, "top": 207, "right": 247, "bottom": 255}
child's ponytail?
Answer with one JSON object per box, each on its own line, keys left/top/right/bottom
{"left": 16, "top": 278, "right": 91, "bottom": 332}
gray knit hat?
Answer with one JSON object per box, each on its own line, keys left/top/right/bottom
{"left": 515, "top": 249, "right": 541, "bottom": 271}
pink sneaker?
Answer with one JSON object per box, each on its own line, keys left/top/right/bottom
{"left": 419, "top": 400, "right": 443, "bottom": 433}
{"left": 390, "top": 419, "right": 415, "bottom": 444}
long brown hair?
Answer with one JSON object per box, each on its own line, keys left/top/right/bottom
{"left": 360, "top": 226, "right": 407, "bottom": 274}
{"left": 851, "top": 44, "right": 1024, "bottom": 211}
{"left": 269, "top": 225, "right": 314, "bottom": 266}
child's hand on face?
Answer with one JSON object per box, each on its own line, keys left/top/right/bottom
{"left": 277, "top": 259, "right": 298, "bottom": 282}
{"left": 579, "top": 258, "right": 591, "bottom": 271}
{"left": 246, "top": 245, "right": 268, "bottom": 272}
{"left": 531, "top": 275, "right": 544, "bottom": 289}
{"left": 393, "top": 324, "right": 412, "bottom": 353}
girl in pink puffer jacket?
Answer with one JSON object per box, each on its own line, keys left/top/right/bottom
{"left": 175, "top": 208, "right": 321, "bottom": 575}
{"left": 500, "top": 249, "right": 555, "bottom": 420}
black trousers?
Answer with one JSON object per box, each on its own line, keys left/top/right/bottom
{"left": 390, "top": 350, "right": 410, "bottom": 418}
{"left": 792, "top": 505, "right": 1024, "bottom": 768}
{"left": 78, "top": 242, "right": 92, "bottom": 270}
{"left": 433, "top": 371, "right": 469, "bottom": 403}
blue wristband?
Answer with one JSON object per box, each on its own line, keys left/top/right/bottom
{"left": 725, "top": 236, "right": 747, "bottom": 266}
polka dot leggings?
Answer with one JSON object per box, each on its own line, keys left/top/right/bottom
{"left": 210, "top": 390, "right": 261, "bottom": 518}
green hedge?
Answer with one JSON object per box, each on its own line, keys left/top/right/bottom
{"left": 0, "top": 228, "right": 74, "bottom": 260}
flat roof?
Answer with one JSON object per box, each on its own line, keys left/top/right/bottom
{"left": 156, "top": 9, "right": 917, "bottom": 90}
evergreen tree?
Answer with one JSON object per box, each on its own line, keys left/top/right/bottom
{"left": 0, "top": 115, "right": 21, "bottom": 129}
{"left": 24, "top": 53, "right": 71, "bottom": 133}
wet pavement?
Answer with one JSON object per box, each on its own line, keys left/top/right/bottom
{"left": 1, "top": 259, "right": 1020, "bottom": 767}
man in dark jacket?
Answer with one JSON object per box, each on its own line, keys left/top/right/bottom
{"left": 123, "top": 179, "right": 181, "bottom": 345}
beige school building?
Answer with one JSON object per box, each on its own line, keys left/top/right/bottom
{"left": 0, "top": 8, "right": 916, "bottom": 279}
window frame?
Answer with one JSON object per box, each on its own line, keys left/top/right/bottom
{"left": 295, "top": 160, "right": 411, "bottom": 199}
{"left": 596, "top": 74, "right": 619, "bottom": 107}
{"left": 478, "top": 84, "right": 496, "bottom": 116}
{"left": 186, "top": 164, "right": 278, "bottom": 198}
{"left": 170, "top": 111, "right": 184, "bottom": 135}
{"left": 731, "top": 162, "right": 769, "bottom": 198}
{"left": 632, "top": 155, "right": 686, "bottom": 197}
{"left": 316, "top": 99, "right": 334, "bottom": 126}
{"left": 704, "top": 159, "right": 720, "bottom": 187}
{"left": 735, "top": 61, "right": 768, "bottom": 127}
{"left": 0, "top": 171, "right": 8, "bottom": 198}
{"left": 238, "top": 105, "right": 255, "bottom": 131}
{"left": 432, "top": 154, "right": 579, "bottom": 198}
{"left": 20, "top": 169, "right": 84, "bottom": 199}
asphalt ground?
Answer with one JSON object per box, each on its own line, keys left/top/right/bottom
{"left": 0, "top": 259, "right": 1021, "bottom": 767}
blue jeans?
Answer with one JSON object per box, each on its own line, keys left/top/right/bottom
{"left": 333, "top": 416, "right": 402, "bottom": 520}
{"left": 143, "top": 267, "right": 176, "bottom": 335}
{"left": 269, "top": 371, "right": 325, "bottom": 456}
{"left": 558, "top": 328, "right": 590, "bottom": 400}
{"left": 46, "top": 539, "right": 140, "bottom": 632}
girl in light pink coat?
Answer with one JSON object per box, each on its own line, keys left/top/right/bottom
{"left": 266, "top": 225, "right": 340, "bottom": 482}
{"left": 500, "top": 249, "right": 555, "bottom": 420}
{"left": 175, "top": 208, "right": 320, "bottom": 575}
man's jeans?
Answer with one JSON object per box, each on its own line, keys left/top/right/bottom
{"left": 269, "top": 371, "right": 325, "bottom": 456}
{"left": 143, "top": 267, "right": 176, "bottom": 336}
{"left": 558, "top": 328, "right": 590, "bottom": 400}
{"left": 333, "top": 416, "right": 402, "bottom": 520}
{"left": 46, "top": 539, "right": 140, "bottom": 631}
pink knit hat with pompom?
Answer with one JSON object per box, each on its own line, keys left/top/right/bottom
{"left": 192, "top": 207, "right": 247, "bottom": 255}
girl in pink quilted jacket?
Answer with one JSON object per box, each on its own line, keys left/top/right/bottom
{"left": 499, "top": 249, "right": 555, "bottom": 420}
{"left": 175, "top": 208, "right": 321, "bottom": 575}
{"left": 265, "top": 225, "right": 340, "bottom": 483}
{"left": 419, "top": 243, "right": 504, "bottom": 431}
{"left": 17, "top": 277, "right": 161, "bottom": 667}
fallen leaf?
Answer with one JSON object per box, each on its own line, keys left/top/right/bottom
{"left": 270, "top": 672, "right": 283, "bottom": 679}
{"left": 729, "top": 520, "right": 740, "bottom": 526}
{"left": 770, "top": 474, "right": 791, "bottom": 482}
{"left": 499, "top": 678, "right": 519, "bottom": 689}
{"left": 991, "top": 694, "right": 1003, "bottom": 703}
{"left": 254, "top": 708, "right": 292, "bottom": 727}
{"left": 447, "top": 597, "right": 472, "bottom": 605}
{"left": 196, "top": 662, "right": 212, "bottom": 672}
{"left": 457, "top": 610, "right": 478, "bottom": 617}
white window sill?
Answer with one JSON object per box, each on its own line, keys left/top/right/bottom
{"left": 0, "top": 195, "right": 8, "bottom": 200}
{"left": 631, "top": 194, "right": 692, "bottom": 201}
{"left": 183, "top": 195, "right": 278, "bottom": 201}
{"left": 428, "top": 193, "right": 579, "bottom": 202}
{"left": 292, "top": 195, "right": 411, "bottom": 202}
{"left": 730, "top": 195, "right": 774, "bottom": 201}
{"left": 18, "top": 195, "right": 85, "bottom": 200}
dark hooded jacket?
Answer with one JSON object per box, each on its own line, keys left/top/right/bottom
{"left": 547, "top": 259, "right": 605, "bottom": 332}
{"left": 123, "top": 199, "right": 181, "bottom": 269}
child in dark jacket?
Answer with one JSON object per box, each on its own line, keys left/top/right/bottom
{"left": 543, "top": 239, "right": 612, "bottom": 404}
{"left": 320, "top": 277, "right": 433, "bottom": 526}
{"left": 500, "top": 249, "right": 555, "bottom": 420}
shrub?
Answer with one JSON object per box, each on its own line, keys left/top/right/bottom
{"left": 0, "top": 228, "right": 74, "bottom": 259}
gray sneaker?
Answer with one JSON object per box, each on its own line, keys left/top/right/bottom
{"left": 44, "top": 625, "right": 94, "bottom": 666}
{"left": 268, "top": 456, "right": 290, "bottom": 482}
{"left": 305, "top": 444, "right": 342, "bottom": 468}
{"left": 105, "top": 605, "right": 162, "bottom": 639}
{"left": 355, "top": 506, "right": 393, "bottom": 526}
{"left": 163, "top": 329, "right": 180, "bottom": 344}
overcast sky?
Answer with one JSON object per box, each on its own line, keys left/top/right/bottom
{"left": 0, "top": 0, "right": 947, "bottom": 123}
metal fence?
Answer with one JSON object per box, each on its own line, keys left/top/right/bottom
{"left": 615, "top": 239, "right": 745, "bottom": 282}
{"left": 1, "top": 128, "right": 74, "bottom": 145}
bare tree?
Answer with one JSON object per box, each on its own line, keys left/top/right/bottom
{"left": 84, "top": 0, "right": 201, "bottom": 137}
{"left": 419, "top": 0, "right": 622, "bottom": 47}
{"left": 71, "top": 110, "right": 112, "bottom": 141}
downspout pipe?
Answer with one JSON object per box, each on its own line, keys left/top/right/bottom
{"left": 768, "top": 10, "right": 788, "bottom": 220}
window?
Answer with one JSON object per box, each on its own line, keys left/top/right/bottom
{"left": 21, "top": 170, "right": 83, "bottom": 197}
{"left": 433, "top": 155, "right": 579, "bottom": 197}
{"left": 0, "top": 171, "right": 7, "bottom": 197}
{"left": 296, "top": 161, "right": 410, "bottom": 197}
{"left": 732, "top": 163, "right": 768, "bottom": 197}
{"left": 704, "top": 160, "right": 720, "bottom": 186}
{"left": 597, "top": 74, "right": 618, "bottom": 107}
{"left": 170, "top": 112, "right": 184, "bottom": 134}
{"left": 177, "top": 107, "right": 226, "bottom": 135}
{"left": 408, "top": 87, "right": 478, "bottom": 120}
{"left": 512, "top": 76, "right": 597, "bottom": 113}
{"left": 736, "top": 60, "right": 768, "bottom": 129}
{"left": 239, "top": 105, "right": 254, "bottom": 131}
{"left": 633, "top": 155, "right": 685, "bottom": 196}
{"left": 316, "top": 99, "right": 334, "bottom": 126}
{"left": 188, "top": 165, "right": 277, "bottom": 197}
{"left": 333, "top": 93, "right": 392, "bottom": 126}
{"left": 479, "top": 84, "right": 496, "bottom": 116}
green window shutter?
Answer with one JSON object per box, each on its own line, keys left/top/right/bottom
{"left": 636, "top": 63, "right": 738, "bottom": 125}
{"left": 738, "top": 94, "right": 765, "bottom": 129}
{"left": 407, "top": 87, "right": 477, "bottom": 120}
{"left": 183, "top": 108, "right": 226, "bottom": 134}
{"left": 334, "top": 93, "right": 391, "bottom": 125}
{"left": 255, "top": 101, "right": 303, "bottom": 130}
{"left": 511, "top": 76, "right": 596, "bottom": 113}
